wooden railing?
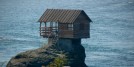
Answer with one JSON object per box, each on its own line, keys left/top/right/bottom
{"left": 40, "top": 27, "right": 58, "bottom": 37}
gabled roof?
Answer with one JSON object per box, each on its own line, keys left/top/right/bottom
{"left": 38, "top": 9, "right": 92, "bottom": 23}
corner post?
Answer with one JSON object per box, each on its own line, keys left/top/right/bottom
{"left": 40, "top": 22, "right": 41, "bottom": 36}
{"left": 45, "top": 22, "right": 46, "bottom": 36}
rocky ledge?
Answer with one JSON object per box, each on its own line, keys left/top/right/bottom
{"left": 7, "top": 38, "right": 87, "bottom": 67}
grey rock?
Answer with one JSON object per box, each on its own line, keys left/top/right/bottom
{"left": 7, "top": 39, "right": 87, "bottom": 67}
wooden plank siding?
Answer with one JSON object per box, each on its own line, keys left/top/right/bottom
{"left": 58, "top": 23, "right": 74, "bottom": 38}
{"left": 73, "top": 12, "right": 90, "bottom": 38}
{"left": 59, "top": 30, "right": 73, "bottom": 38}
{"left": 59, "top": 23, "right": 68, "bottom": 30}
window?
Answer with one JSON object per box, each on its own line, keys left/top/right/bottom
{"left": 68, "top": 24, "right": 73, "bottom": 30}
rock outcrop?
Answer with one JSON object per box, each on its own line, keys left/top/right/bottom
{"left": 7, "top": 38, "right": 87, "bottom": 67}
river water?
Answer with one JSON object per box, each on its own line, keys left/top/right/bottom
{"left": 0, "top": 0, "right": 134, "bottom": 67}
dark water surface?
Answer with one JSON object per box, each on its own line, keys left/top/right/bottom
{"left": 0, "top": 0, "right": 134, "bottom": 67}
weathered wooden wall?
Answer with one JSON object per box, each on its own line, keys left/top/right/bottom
{"left": 73, "top": 12, "right": 90, "bottom": 38}
{"left": 58, "top": 23, "right": 74, "bottom": 38}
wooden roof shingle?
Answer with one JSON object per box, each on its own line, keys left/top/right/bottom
{"left": 38, "top": 9, "right": 91, "bottom": 23}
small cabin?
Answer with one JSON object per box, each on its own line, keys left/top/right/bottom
{"left": 38, "top": 9, "right": 92, "bottom": 39}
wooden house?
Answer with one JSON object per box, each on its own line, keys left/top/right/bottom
{"left": 38, "top": 9, "right": 92, "bottom": 39}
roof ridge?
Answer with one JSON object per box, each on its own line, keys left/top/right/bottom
{"left": 47, "top": 9, "right": 83, "bottom": 11}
